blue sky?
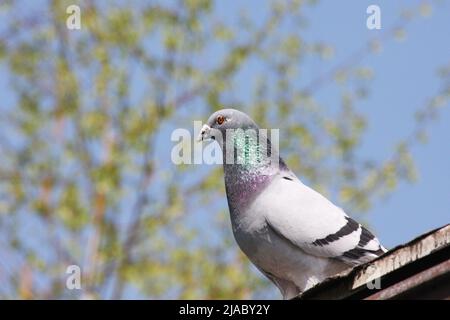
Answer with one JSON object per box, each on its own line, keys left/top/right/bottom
{"left": 303, "top": 1, "right": 450, "bottom": 248}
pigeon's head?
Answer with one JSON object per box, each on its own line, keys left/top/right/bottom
{"left": 197, "top": 108, "right": 258, "bottom": 142}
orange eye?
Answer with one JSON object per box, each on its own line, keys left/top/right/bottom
{"left": 216, "top": 115, "right": 225, "bottom": 125}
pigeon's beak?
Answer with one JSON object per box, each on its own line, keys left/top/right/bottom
{"left": 197, "top": 124, "right": 211, "bottom": 142}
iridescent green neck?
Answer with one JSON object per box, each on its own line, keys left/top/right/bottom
{"left": 223, "top": 129, "right": 270, "bottom": 169}
{"left": 221, "top": 129, "right": 289, "bottom": 211}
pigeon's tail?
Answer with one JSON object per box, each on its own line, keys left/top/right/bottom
{"left": 336, "top": 224, "right": 387, "bottom": 266}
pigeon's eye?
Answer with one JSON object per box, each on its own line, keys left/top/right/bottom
{"left": 216, "top": 115, "right": 225, "bottom": 125}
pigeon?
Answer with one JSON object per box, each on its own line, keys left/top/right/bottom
{"left": 198, "top": 108, "right": 387, "bottom": 299}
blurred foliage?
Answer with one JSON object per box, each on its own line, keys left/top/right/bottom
{"left": 0, "top": 0, "right": 449, "bottom": 299}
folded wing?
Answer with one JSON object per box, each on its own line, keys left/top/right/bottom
{"left": 263, "top": 174, "right": 386, "bottom": 266}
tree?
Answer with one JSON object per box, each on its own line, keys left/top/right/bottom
{"left": 0, "top": 0, "right": 448, "bottom": 299}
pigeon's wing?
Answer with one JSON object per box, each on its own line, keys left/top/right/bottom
{"left": 261, "top": 174, "right": 386, "bottom": 265}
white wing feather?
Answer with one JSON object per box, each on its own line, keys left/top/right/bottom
{"left": 252, "top": 173, "right": 385, "bottom": 263}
